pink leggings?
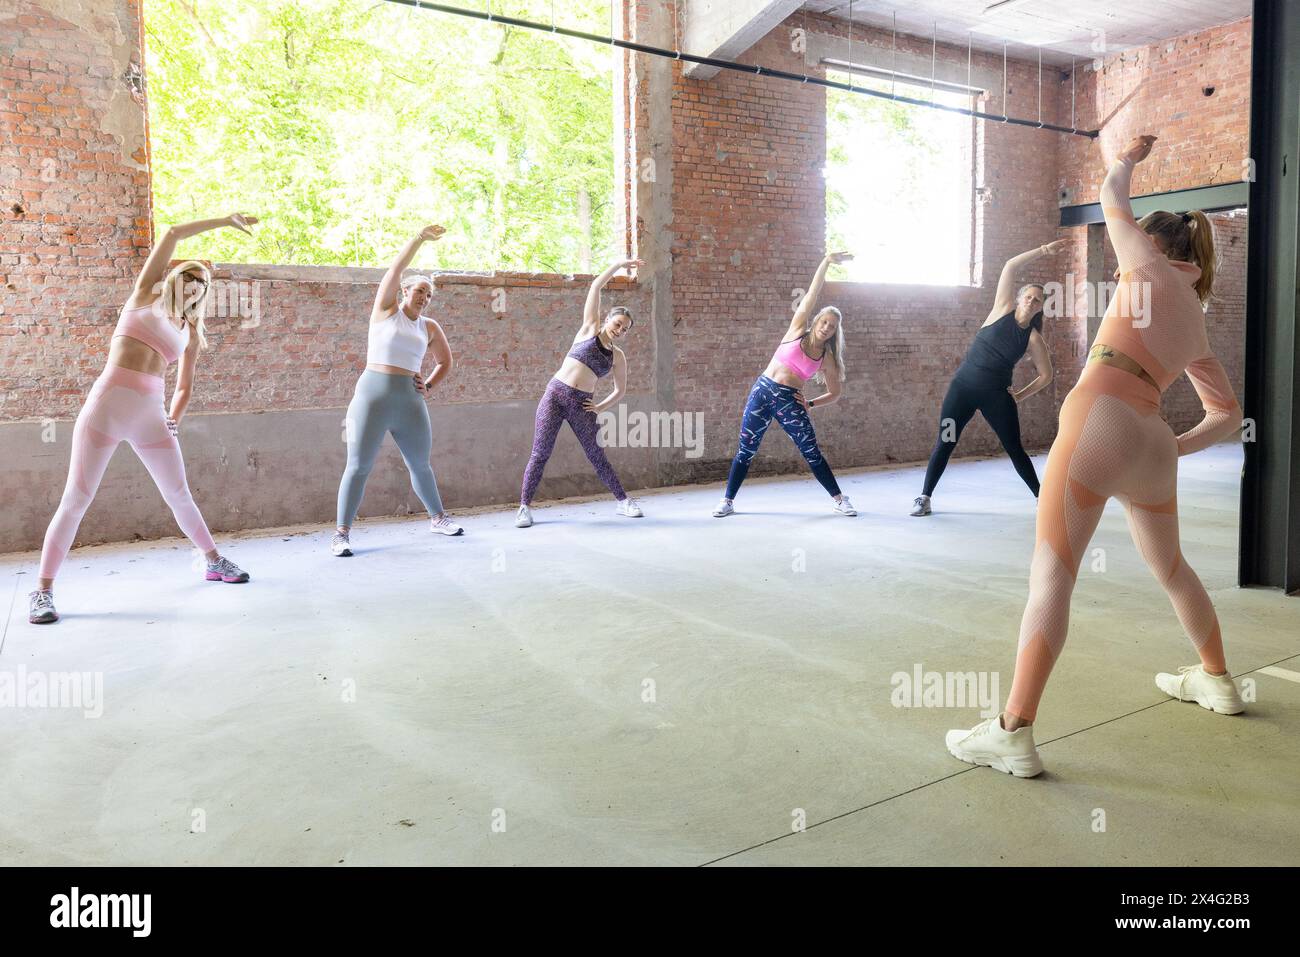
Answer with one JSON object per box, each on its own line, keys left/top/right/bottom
{"left": 39, "top": 366, "right": 217, "bottom": 580}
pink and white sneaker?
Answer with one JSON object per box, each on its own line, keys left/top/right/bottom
{"left": 205, "top": 556, "right": 250, "bottom": 583}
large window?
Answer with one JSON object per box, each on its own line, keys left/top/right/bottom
{"left": 145, "top": 0, "right": 617, "bottom": 271}
{"left": 825, "top": 70, "right": 974, "bottom": 285}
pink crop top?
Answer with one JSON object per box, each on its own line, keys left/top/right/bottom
{"left": 113, "top": 300, "right": 189, "bottom": 365}
{"left": 772, "top": 337, "right": 824, "bottom": 380}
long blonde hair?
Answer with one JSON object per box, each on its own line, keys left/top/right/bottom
{"left": 808, "top": 306, "right": 847, "bottom": 384}
{"left": 159, "top": 260, "right": 211, "bottom": 349}
{"left": 1138, "top": 210, "right": 1217, "bottom": 304}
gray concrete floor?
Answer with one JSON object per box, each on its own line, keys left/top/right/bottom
{"left": 1, "top": 444, "right": 1296, "bottom": 866}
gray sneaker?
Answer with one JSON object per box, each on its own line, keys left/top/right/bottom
{"left": 910, "top": 495, "right": 932, "bottom": 517}
{"left": 331, "top": 532, "right": 353, "bottom": 557}
{"left": 205, "top": 556, "right": 250, "bottom": 583}
{"left": 28, "top": 589, "right": 58, "bottom": 624}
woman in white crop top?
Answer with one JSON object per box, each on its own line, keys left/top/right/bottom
{"left": 331, "top": 224, "right": 460, "bottom": 557}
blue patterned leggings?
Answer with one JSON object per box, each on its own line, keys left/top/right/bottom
{"left": 724, "top": 375, "right": 841, "bottom": 499}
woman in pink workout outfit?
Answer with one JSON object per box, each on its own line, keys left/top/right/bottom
{"left": 30, "top": 214, "right": 258, "bottom": 625}
{"left": 946, "top": 135, "right": 1245, "bottom": 777}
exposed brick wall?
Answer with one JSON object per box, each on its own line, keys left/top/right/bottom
{"left": 664, "top": 9, "right": 1064, "bottom": 484}
{"left": 1, "top": 0, "right": 152, "bottom": 417}
{"left": 1052, "top": 18, "right": 1250, "bottom": 433}
{"left": 1057, "top": 18, "right": 1253, "bottom": 204}
{"left": 0, "top": 0, "right": 1252, "bottom": 552}
{"left": 5, "top": 266, "right": 651, "bottom": 420}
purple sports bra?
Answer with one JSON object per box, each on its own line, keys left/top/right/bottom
{"left": 566, "top": 335, "right": 614, "bottom": 378}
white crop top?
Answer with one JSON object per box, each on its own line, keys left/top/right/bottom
{"left": 367, "top": 308, "right": 429, "bottom": 371}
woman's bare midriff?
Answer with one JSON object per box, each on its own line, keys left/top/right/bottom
{"left": 553, "top": 355, "right": 599, "bottom": 392}
{"left": 762, "top": 359, "right": 809, "bottom": 389}
{"left": 366, "top": 363, "right": 419, "bottom": 377}
{"left": 106, "top": 335, "right": 168, "bottom": 378}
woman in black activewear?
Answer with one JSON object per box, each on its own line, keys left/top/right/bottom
{"left": 911, "top": 241, "right": 1064, "bottom": 516}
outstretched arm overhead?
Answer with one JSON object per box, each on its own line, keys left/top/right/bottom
{"left": 986, "top": 239, "right": 1067, "bottom": 324}
{"left": 128, "top": 214, "right": 257, "bottom": 308}
{"left": 788, "top": 251, "right": 851, "bottom": 339}
{"left": 581, "top": 257, "right": 641, "bottom": 335}
{"left": 374, "top": 224, "right": 445, "bottom": 321}
{"left": 1101, "top": 135, "right": 1163, "bottom": 276}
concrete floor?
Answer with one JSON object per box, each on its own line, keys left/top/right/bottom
{"left": 1, "top": 443, "right": 1296, "bottom": 866}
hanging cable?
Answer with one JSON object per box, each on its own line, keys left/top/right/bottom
{"left": 390, "top": 0, "right": 1097, "bottom": 136}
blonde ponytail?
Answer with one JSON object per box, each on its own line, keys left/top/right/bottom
{"left": 1137, "top": 210, "right": 1218, "bottom": 305}
{"left": 1186, "top": 210, "right": 1216, "bottom": 304}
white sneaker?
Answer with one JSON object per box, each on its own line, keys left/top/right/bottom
{"left": 945, "top": 716, "right": 1044, "bottom": 778}
{"left": 515, "top": 505, "right": 533, "bottom": 528}
{"left": 712, "top": 498, "right": 735, "bottom": 518}
{"left": 331, "top": 532, "right": 353, "bottom": 557}
{"left": 910, "top": 495, "right": 931, "bottom": 517}
{"left": 833, "top": 495, "right": 857, "bottom": 516}
{"left": 617, "top": 498, "right": 644, "bottom": 518}
{"left": 1155, "top": 664, "right": 1244, "bottom": 715}
{"left": 431, "top": 514, "right": 464, "bottom": 536}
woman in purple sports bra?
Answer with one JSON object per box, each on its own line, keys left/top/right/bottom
{"left": 516, "top": 257, "right": 643, "bottom": 527}
{"left": 713, "top": 251, "right": 857, "bottom": 519}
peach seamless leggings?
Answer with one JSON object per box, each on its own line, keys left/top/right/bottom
{"left": 39, "top": 365, "right": 216, "bottom": 580}
{"left": 1005, "top": 364, "right": 1227, "bottom": 722}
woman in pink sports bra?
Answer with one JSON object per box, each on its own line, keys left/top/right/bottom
{"left": 713, "top": 251, "right": 856, "bottom": 518}
{"left": 29, "top": 214, "right": 258, "bottom": 625}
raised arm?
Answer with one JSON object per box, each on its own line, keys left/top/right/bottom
{"left": 129, "top": 214, "right": 257, "bottom": 307}
{"left": 1176, "top": 352, "right": 1243, "bottom": 456}
{"left": 987, "top": 240, "right": 1067, "bottom": 323}
{"left": 374, "top": 225, "right": 445, "bottom": 320}
{"left": 789, "top": 252, "right": 851, "bottom": 338}
{"left": 1101, "top": 135, "right": 1163, "bottom": 276}
{"left": 582, "top": 257, "right": 641, "bottom": 332}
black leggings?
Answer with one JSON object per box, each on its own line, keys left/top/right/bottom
{"left": 922, "top": 369, "right": 1040, "bottom": 497}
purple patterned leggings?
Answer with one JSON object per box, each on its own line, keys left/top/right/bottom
{"left": 521, "top": 378, "right": 628, "bottom": 505}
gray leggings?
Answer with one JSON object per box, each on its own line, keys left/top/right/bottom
{"left": 336, "top": 370, "right": 444, "bottom": 527}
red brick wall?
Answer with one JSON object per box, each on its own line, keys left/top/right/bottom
{"left": 1053, "top": 18, "right": 1251, "bottom": 432}
{"left": 665, "top": 8, "right": 1064, "bottom": 483}
{"left": 1, "top": 0, "right": 152, "bottom": 417}
{"left": 1057, "top": 18, "right": 1253, "bottom": 204}
{"left": 0, "top": 0, "right": 1252, "bottom": 552}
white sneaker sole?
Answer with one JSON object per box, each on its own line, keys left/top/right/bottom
{"left": 1157, "top": 678, "right": 1244, "bottom": 715}
{"left": 332, "top": 547, "right": 352, "bottom": 557}
{"left": 433, "top": 527, "right": 464, "bottom": 537}
{"left": 946, "top": 744, "right": 1044, "bottom": 778}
